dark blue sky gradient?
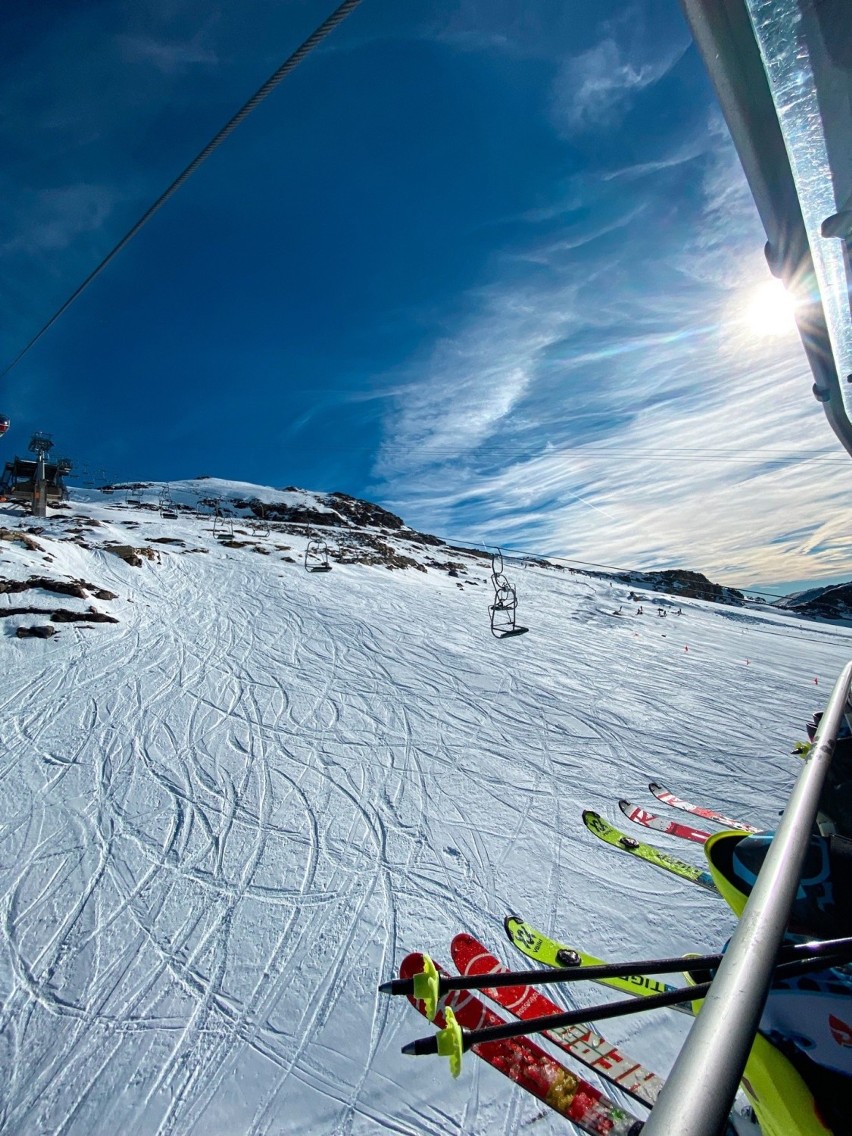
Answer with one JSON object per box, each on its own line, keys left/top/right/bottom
{"left": 2, "top": 0, "right": 846, "bottom": 586}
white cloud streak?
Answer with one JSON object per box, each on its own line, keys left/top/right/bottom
{"left": 374, "top": 102, "right": 852, "bottom": 585}
{"left": 2, "top": 184, "right": 126, "bottom": 255}
{"left": 116, "top": 34, "right": 218, "bottom": 75}
{"left": 549, "top": 36, "right": 687, "bottom": 136}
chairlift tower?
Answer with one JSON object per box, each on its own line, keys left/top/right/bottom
{"left": 28, "top": 432, "right": 54, "bottom": 518}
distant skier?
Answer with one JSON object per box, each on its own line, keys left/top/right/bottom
{"left": 636, "top": 606, "right": 643, "bottom": 615}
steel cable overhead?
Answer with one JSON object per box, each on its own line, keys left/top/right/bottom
{"left": 435, "top": 534, "right": 825, "bottom": 604}
{"left": 1, "top": 0, "right": 364, "bottom": 380}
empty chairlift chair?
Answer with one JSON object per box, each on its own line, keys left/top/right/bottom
{"left": 158, "top": 487, "right": 178, "bottom": 519}
{"left": 488, "top": 549, "right": 528, "bottom": 638}
{"left": 213, "top": 507, "right": 234, "bottom": 539}
{"left": 304, "top": 538, "right": 332, "bottom": 573}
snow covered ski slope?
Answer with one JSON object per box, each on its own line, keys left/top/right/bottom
{"left": 1, "top": 480, "right": 851, "bottom": 1134}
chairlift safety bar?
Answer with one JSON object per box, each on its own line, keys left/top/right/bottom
{"left": 643, "top": 659, "right": 852, "bottom": 1136}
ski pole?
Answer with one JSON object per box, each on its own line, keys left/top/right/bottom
{"left": 402, "top": 950, "right": 852, "bottom": 1069}
{"left": 381, "top": 934, "right": 852, "bottom": 1005}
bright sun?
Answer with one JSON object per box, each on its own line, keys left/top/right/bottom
{"left": 744, "top": 278, "right": 799, "bottom": 337}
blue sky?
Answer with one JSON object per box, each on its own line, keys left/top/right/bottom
{"left": 3, "top": 0, "right": 851, "bottom": 589}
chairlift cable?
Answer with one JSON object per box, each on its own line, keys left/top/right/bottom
{"left": 0, "top": 0, "right": 364, "bottom": 381}
{"left": 442, "top": 534, "right": 810, "bottom": 604}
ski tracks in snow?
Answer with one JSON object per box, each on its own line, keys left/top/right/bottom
{"left": 2, "top": 531, "right": 852, "bottom": 1133}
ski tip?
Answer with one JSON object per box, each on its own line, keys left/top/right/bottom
{"left": 581, "top": 809, "right": 598, "bottom": 822}
{"left": 503, "top": 913, "right": 520, "bottom": 933}
{"left": 648, "top": 781, "right": 663, "bottom": 792}
{"left": 618, "top": 798, "right": 631, "bottom": 809}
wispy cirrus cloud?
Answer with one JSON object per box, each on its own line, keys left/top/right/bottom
{"left": 601, "top": 140, "right": 707, "bottom": 183}
{"left": 373, "top": 286, "right": 565, "bottom": 479}
{"left": 430, "top": 0, "right": 601, "bottom": 60}
{"left": 2, "top": 184, "right": 126, "bottom": 255}
{"left": 549, "top": 35, "right": 688, "bottom": 136}
{"left": 116, "top": 34, "right": 218, "bottom": 75}
{"left": 373, "top": 102, "right": 849, "bottom": 585}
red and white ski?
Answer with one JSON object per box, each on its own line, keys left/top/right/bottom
{"left": 619, "top": 799, "right": 710, "bottom": 845}
{"left": 450, "top": 932, "right": 662, "bottom": 1108}
{"left": 648, "top": 782, "right": 759, "bottom": 833}
{"left": 399, "top": 952, "right": 644, "bottom": 1135}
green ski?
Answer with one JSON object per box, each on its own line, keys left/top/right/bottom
{"left": 504, "top": 914, "right": 693, "bottom": 1014}
{"left": 583, "top": 810, "right": 717, "bottom": 892}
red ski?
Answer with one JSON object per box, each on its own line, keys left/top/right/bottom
{"left": 619, "top": 799, "right": 710, "bottom": 845}
{"left": 648, "top": 782, "right": 759, "bottom": 833}
{"left": 399, "top": 952, "right": 644, "bottom": 1135}
{"left": 450, "top": 932, "right": 662, "bottom": 1108}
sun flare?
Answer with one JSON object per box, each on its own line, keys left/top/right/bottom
{"left": 744, "top": 278, "right": 799, "bottom": 338}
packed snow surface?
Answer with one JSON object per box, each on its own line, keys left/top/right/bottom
{"left": 2, "top": 482, "right": 851, "bottom": 1135}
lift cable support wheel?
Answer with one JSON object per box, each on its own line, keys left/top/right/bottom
{"left": 305, "top": 537, "right": 332, "bottom": 573}
{"left": 488, "top": 549, "right": 528, "bottom": 638}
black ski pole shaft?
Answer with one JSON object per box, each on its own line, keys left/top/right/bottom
{"left": 402, "top": 950, "right": 852, "bottom": 1057}
{"left": 382, "top": 954, "right": 721, "bottom": 998}
{"left": 403, "top": 981, "right": 710, "bottom": 1056}
{"left": 382, "top": 934, "right": 852, "bottom": 999}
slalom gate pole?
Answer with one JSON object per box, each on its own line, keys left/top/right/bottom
{"left": 642, "top": 658, "right": 852, "bottom": 1136}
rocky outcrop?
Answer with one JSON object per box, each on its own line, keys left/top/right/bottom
{"left": 0, "top": 576, "right": 87, "bottom": 598}
{"left": 104, "top": 544, "right": 159, "bottom": 567}
{"left": 330, "top": 533, "right": 426, "bottom": 571}
{"left": 0, "top": 528, "right": 43, "bottom": 552}
{"left": 777, "top": 582, "right": 852, "bottom": 622}
{"left": 617, "top": 567, "right": 746, "bottom": 606}
{"left": 16, "top": 624, "right": 55, "bottom": 638}
{"left": 325, "top": 492, "right": 407, "bottom": 531}
{"left": 231, "top": 497, "right": 341, "bottom": 527}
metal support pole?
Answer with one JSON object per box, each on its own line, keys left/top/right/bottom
{"left": 33, "top": 449, "right": 47, "bottom": 518}
{"left": 643, "top": 660, "right": 852, "bottom": 1136}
